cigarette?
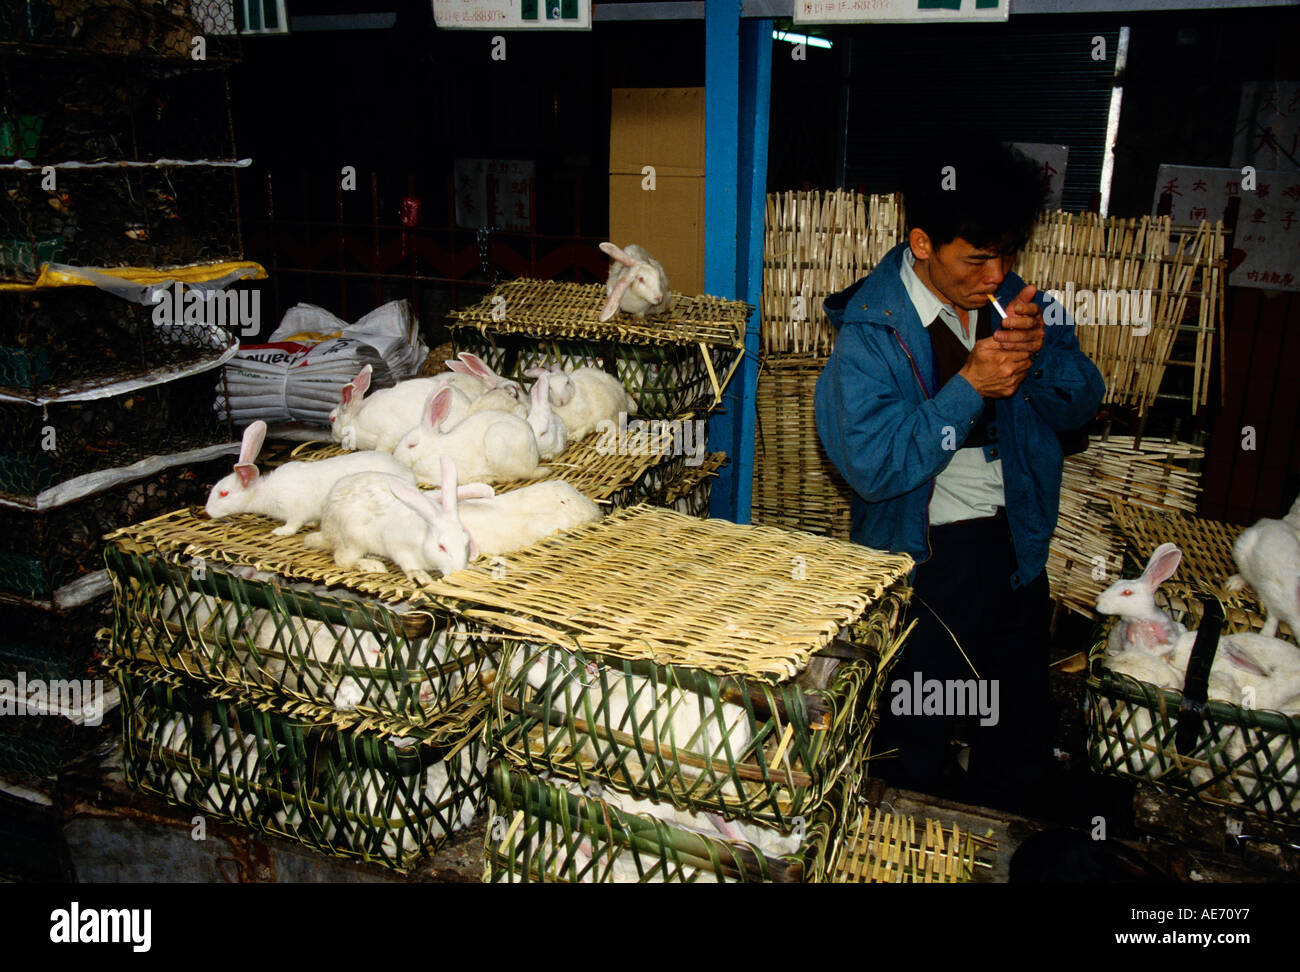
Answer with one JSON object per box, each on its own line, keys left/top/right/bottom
{"left": 986, "top": 294, "right": 1008, "bottom": 320}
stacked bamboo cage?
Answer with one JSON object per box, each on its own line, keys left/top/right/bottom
{"left": 1048, "top": 436, "right": 1204, "bottom": 618}
{"left": 1013, "top": 214, "right": 1225, "bottom": 414}
{"left": 456, "top": 505, "right": 915, "bottom": 882}
{"left": 752, "top": 190, "right": 903, "bottom": 537}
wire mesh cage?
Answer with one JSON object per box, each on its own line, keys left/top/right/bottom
{"left": 483, "top": 760, "right": 854, "bottom": 883}
{"left": 106, "top": 541, "right": 501, "bottom": 737}
{"left": 0, "top": 53, "right": 237, "bottom": 164}
{"left": 0, "top": 370, "right": 232, "bottom": 500}
{"left": 0, "top": 1, "right": 238, "bottom": 58}
{"left": 0, "top": 596, "right": 112, "bottom": 684}
{"left": 0, "top": 165, "right": 243, "bottom": 283}
{"left": 115, "top": 661, "right": 488, "bottom": 872}
{"left": 0, "top": 289, "right": 235, "bottom": 400}
{"left": 0, "top": 457, "right": 224, "bottom": 598}
{"left": 1087, "top": 612, "right": 1300, "bottom": 828}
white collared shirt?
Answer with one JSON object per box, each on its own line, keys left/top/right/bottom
{"left": 900, "top": 248, "right": 1004, "bottom": 525}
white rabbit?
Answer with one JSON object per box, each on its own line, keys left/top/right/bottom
{"left": 1095, "top": 543, "right": 1188, "bottom": 655}
{"left": 1160, "top": 630, "right": 1300, "bottom": 711}
{"left": 456, "top": 480, "right": 601, "bottom": 557}
{"left": 392, "top": 387, "right": 548, "bottom": 487}
{"left": 201, "top": 726, "right": 262, "bottom": 816}
{"left": 1225, "top": 493, "right": 1300, "bottom": 641}
{"left": 154, "top": 716, "right": 196, "bottom": 802}
{"left": 302, "top": 461, "right": 475, "bottom": 585}
{"left": 329, "top": 364, "right": 479, "bottom": 452}
{"left": 524, "top": 363, "right": 638, "bottom": 442}
{"left": 524, "top": 373, "right": 568, "bottom": 459}
{"left": 425, "top": 738, "right": 488, "bottom": 840}
{"left": 598, "top": 242, "right": 672, "bottom": 321}
{"left": 599, "top": 786, "right": 801, "bottom": 861}
{"left": 445, "top": 352, "right": 529, "bottom": 420}
{"left": 205, "top": 420, "right": 417, "bottom": 536}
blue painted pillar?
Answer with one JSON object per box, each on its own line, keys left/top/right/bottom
{"left": 706, "top": 3, "right": 772, "bottom": 523}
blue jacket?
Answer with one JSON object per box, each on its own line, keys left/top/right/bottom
{"left": 814, "top": 242, "right": 1104, "bottom": 588}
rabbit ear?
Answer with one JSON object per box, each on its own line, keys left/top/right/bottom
{"left": 523, "top": 367, "right": 548, "bottom": 379}
{"left": 352, "top": 364, "right": 372, "bottom": 397}
{"left": 530, "top": 374, "right": 548, "bottom": 407}
{"left": 388, "top": 479, "right": 441, "bottom": 526}
{"left": 456, "top": 352, "right": 495, "bottom": 379}
{"left": 600, "top": 242, "right": 636, "bottom": 268}
{"left": 1222, "top": 639, "right": 1270, "bottom": 677}
{"left": 455, "top": 483, "right": 495, "bottom": 500}
{"left": 445, "top": 360, "right": 472, "bottom": 374}
{"left": 1141, "top": 543, "right": 1182, "bottom": 589}
{"left": 234, "top": 462, "right": 259, "bottom": 488}
{"left": 238, "top": 421, "right": 266, "bottom": 466}
{"left": 340, "top": 383, "right": 355, "bottom": 407}
{"left": 600, "top": 276, "right": 633, "bottom": 322}
{"left": 439, "top": 456, "right": 458, "bottom": 517}
{"left": 425, "top": 388, "right": 452, "bottom": 430}
{"left": 465, "top": 528, "right": 479, "bottom": 561}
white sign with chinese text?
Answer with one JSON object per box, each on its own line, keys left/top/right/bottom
{"left": 1012, "top": 142, "right": 1069, "bottom": 211}
{"left": 454, "top": 158, "right": 535, "bottom": 232}
{"left": 1232, "top": 81, "right": 1300, "bottom": 174}
{"left": 1152, "top": 164, "right": 1299, "bottom": 293}
{"left": 794, "top": 0, "right": 1007, "bottom": 25}
{"left": 432, "top": 0, "right": 590, "bottom": 30}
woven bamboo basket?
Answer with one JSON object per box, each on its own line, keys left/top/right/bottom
{"left": 649, "top": 452, "right": 727, "bottom": 519}
{"left": 1087, "top": 626, "right": 1300, "bottom": 828}
{"left": 447, "top": 279, "right": 749, "bottom": 418}
{"left": 445, "top": 505, "right": 912, "bottom": 826}
{"left": 114, "top": 661, "right": 489, "bottom": 873}
{"left": 751, "top": 354, "right": 852, "bottom": 539}
{"left": 104, "top": 513, "right": 502, "bottom": 739}
{"left": 1108, "top": 501, "right": 1276, "bottom": 637}
{"left": 1048, "top": 436, "right": 1204, "bottom": 618}
{"left": 833, "top": 806, "right": 998, "bottom": 884}
{"left": 482, "top": 760, "right": 857, "bottom": 883}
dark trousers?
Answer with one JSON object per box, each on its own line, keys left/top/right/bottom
{"left": 872, "top": 512, "right": 1052, "bottom": 809}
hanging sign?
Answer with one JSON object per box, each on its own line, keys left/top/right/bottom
{"left": 795, "top": 0, "right": 1007, "bottom": 26}
{"left": 432, "top": 0, "right": 590, "bottom": 30}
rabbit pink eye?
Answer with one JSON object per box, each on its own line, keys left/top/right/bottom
{"left": 1122, "top": 588, "right": 1132, "bottom": 596}
{"left": 438, "top": 543, "right": 447, "bottom": 554}
{"left": 219, "top": 490, "right": 229, "bottom": 497}
{"left": 407, "top": 442, "right": 417, "bottom": 449}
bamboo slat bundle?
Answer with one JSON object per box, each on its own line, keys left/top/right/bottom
{"left": 833, "top": 806, "right": 997, "bottom": 883}
{"left": 762, "top": 190, "right": 904, "bottom": 356}
{"left": 1014, "top": 214, "right": 1224, "bottom": 414}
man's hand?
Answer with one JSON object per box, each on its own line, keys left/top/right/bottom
{"left": 957, "top": 286, "right": 1045, "bottom": 398}
{"left": 992, "top": 284, "right": 1045, "bottom": 356}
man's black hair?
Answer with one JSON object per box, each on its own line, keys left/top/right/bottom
{"left": 901, "top": 139, "right": 1046, "bottom": 256}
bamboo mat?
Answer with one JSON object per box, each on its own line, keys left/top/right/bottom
{"left": 1049, "top": 436, "right": 1203, "bottom": 617}
{"left": 1107, "top": 500, "right": 1275, "bottom": 635}
{"left": 762, "top": 190, "right": 904, "bottom": 356}
{"left": 448, "top": 280, "right": 748, "bottom": 348}
{"left": 1013, "top": 213, "right": 1224, "bottom": 414}
{"left": 106, "top": 505, "right": 913, "bottom": 681}
{"left": 420, "top": 505, "right": 913, "bottom": 681}
{"left": 286, "top": 426, "right": 681, "bottom": 508}
{"left": 834, "top": 806, "right": 996, "bottom": 883}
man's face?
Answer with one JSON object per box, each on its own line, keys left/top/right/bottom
{"left": 910, "top": 231, "right": 1015, "bottom": 311}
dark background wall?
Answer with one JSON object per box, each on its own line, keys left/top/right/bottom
{"left": 228, "top": 2, "right": 1300, "bottom": 522}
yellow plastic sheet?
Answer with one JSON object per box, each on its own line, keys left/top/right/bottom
{"left": 0, "top": 260, "right": 267, "bottom": 291}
